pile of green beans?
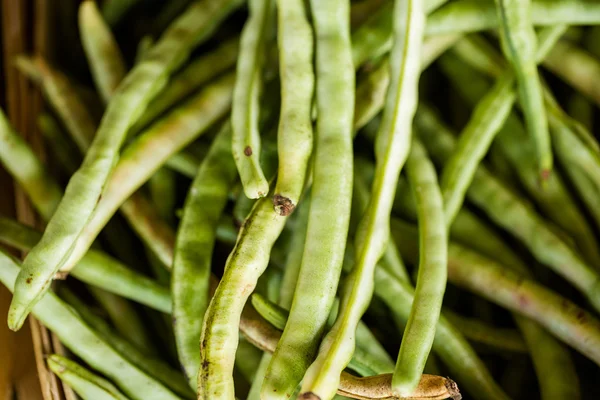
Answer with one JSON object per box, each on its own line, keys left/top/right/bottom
{"left": 4, "top": 1, "right": 600, "bottom": 399}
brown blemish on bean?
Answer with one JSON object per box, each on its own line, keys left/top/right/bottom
{"left": 298, "top": 393, "right": 320, "bottom": 400}
{"left": 26, "top": 278, "right": 32, "bottom": 284}
{"left": 273, "top": 194, "right": 295, "bottom": 216}
{"left": 244, "top": 146, "right": 253, "bottom": 156}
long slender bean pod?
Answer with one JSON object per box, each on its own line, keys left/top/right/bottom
{"left": 392, "top": 139, "right": 447, "bottom": 396}
{"left": 173, "top": 124, "right": 238, "bottom": 386}
{"left": 59, "top": 289, "right": 194, "bottom": 399}
{"left": 79, "top": 1, "right": 127, "bottom": 103}
{"left": 47, "top": 355, "right": 130, "bottom": 400}
{"left": 416, "top": 107, "right": 600, "bottom": 312}
{"left": 299, "top": 1, "right": 424, "bottom": 397}
{"left": 240, "top": 308, "right": 461, "bottom": 400}
{"left": 0, "top": 251, "right": 180, "bottom": 400}
{"left": 0, "top": 216, "right": 171, "bottom": 313}
{"left": 8, "top": 0, "right": 243, "bottom": 330}
{"left": 0, "top": 109, "right": 62, "bottom": 220}
{"left": 133, "top": 37, "right": 239, "bottom": 132}
{"left": 231, "top": 0, "right": 273, "bottom": 199}
{"left": 440, "top": 26, "right": 565, "bottom": 226}
{"left": 60, "top": 73, "right": 234, "bottom": 273}
{"left": 198, "top": 194, "right": 287, "bottom": 399}
{"left": 273, "top": 0, "right": 314, "bottom": 215}
{"left": 263, "top": 0, "right": 355, "bottom": 397}
{"left": 495, "top": 0, "right": 551, "bottom": 176}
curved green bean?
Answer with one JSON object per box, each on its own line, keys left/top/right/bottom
{"left": 263, "top": 0, "right": 355, "bottom": 397}
{"left": 198, "top": 194, "right": 287, "bottom": 399}
{"left": 60, "top": 73, "right": 234, "bottom": 273}
{"left": 172, "top": 123, "right": 238, "bottom": 386}
{"left": 231, "top": 0, "right": 273, "bottom": 199}
{"left": 79, "top": 0, "right": 127, "bottom": 103}
{"left": 8, "top": 0, "right": 242, "bottom": 331}
{"left": 0, "top": 109, "right": 62, "bottom": 220}
{"left": 134, "top": 37, "right": 239, "bottom": 132}
{"left": 273, "top": 0, "right": 314, "bottom": 215}
{"left": 0, "top": 216, "right": 171, "bottom": 313}
{"left": 59, "top": 288, "right": 194, "bottom": 399}
{"left": 393, "top": 139, "right": 447, "bottom": 396}
{"left": 495, "top": 0, "right": 551, "bottom": 176}
{"left": 0, "top": 251, "right": 180, "bottom": 400}
{"left": 47, "top": 355, "right": 130, "bottom": 400}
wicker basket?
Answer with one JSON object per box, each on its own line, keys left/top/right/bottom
{"left": 1, "top": 1, "right": 77, "bottom": 398}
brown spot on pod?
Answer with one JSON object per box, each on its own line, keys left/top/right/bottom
{"left": 244, "top": 146, "right": 253, "bottom": 156}
{"left": 273, "top": 194, "right": 295, "bottom": 216}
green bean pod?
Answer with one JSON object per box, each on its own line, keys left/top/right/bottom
{"left": 47, "top": 355, "right": 130, "bottom": 400}
{"left": 393, "top": 139, "right": 447, "bottom": 396}
{"left": 8, "top": 0, "right": 243, "bottom": 330}
{"left": 231, "top": 0, "right": 273, "bottom": 199}
{"left": 262, "top": 0, "right": 355, "bottom": 397}
{"left": 60, "top": 73, "right": 234, "bottom": 273}
{"left": 198, "top": 195, "right": 287, "bottom": 399}
{"left": 0, "top": 252, "right": 180, "bottom": 400}
{"left": 79, "top": 0, "right": 127, "bottom": 103}
{"left": 495, "top": 0, "right": 551, "bottom": 176}
{"left": 0, "top": 109, "right": 62, "bottom": 220}
{"left": 0, "top": 217, "right": 171, "bottom": 313}
{"left": 273, "top": 0, "right": 314, "bottom": 215}
{"left": 172, "top": 124, "right": 238, "bottom": 386}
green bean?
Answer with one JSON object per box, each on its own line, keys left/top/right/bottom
{"left": 272, "top": 0, "right": 314, "bottom": 215}
{"left": 416, "top": 106, "right": 600, "bottom": 312}
{"left": 496, "top": 0, "right": 551, "bottom": 176}
{"left": 0, "top": 251, "right": 180, "bottom": 400}
{"left": 441, "top": 51, "right": 600, "bottom": 268}
{"left": 173, "top": 123, "right": 238, "bottom": 386}
{"left": 47, "top": 355, "right": 130, "bottom": 400}
{"left": 440, "top": 26, "right": 565, "bottom": 226}
{"left": 231, "top": 0, "right": 274, "bottom": 199}
{"left": 198, "top": 194, "right": 287, "bottom": 399}
{"left": 426, "top": 0, "right": 600, "bottom": 36}
{"left": 443, "top": 311, "right": 528, "bottom": 353}
{"left": 240, "top": 307, "right": 461, "bottom": 400}
{"left": 393, "top": 139, "right": 447, "bottom": 396}
{"left": 59, "top": 73, "right": 234, "bottom": 273}
{"left": 0, "top": 109, "right": 62, "bottom": 220}
{"left": 0, "top": 216, "right": 171, "bottom": 313}
{"left": 164, "top": 151, "right": 200, "bottom": 179}
{"left": 235, "top": 338, "right": 263, "bottom": 383}
{"left": 8, "top": 0, "right": 243, "bottom": 331}
{"left": 15, "top": 57, "right": 98, "bottom": 153}
{"left": 59, "top": 289, "right": 194, "bottom": 399}
{"left": 79, "top": 0, "right": 127, "bottom": 104}
{"left": 135, "top": 36, "right": 154, "bottom": 64}
{"left": 263, "top": 0, "right": 355, "bottom": 397}
{"left": 299, "top": 1, "right": 424, "bottom": 397}
{"left": 133, "top": 37, "right": 239, "bottom": 132}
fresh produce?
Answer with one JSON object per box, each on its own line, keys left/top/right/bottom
{"left": 2, "top": 1, "right": 600, "bottom": 399}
